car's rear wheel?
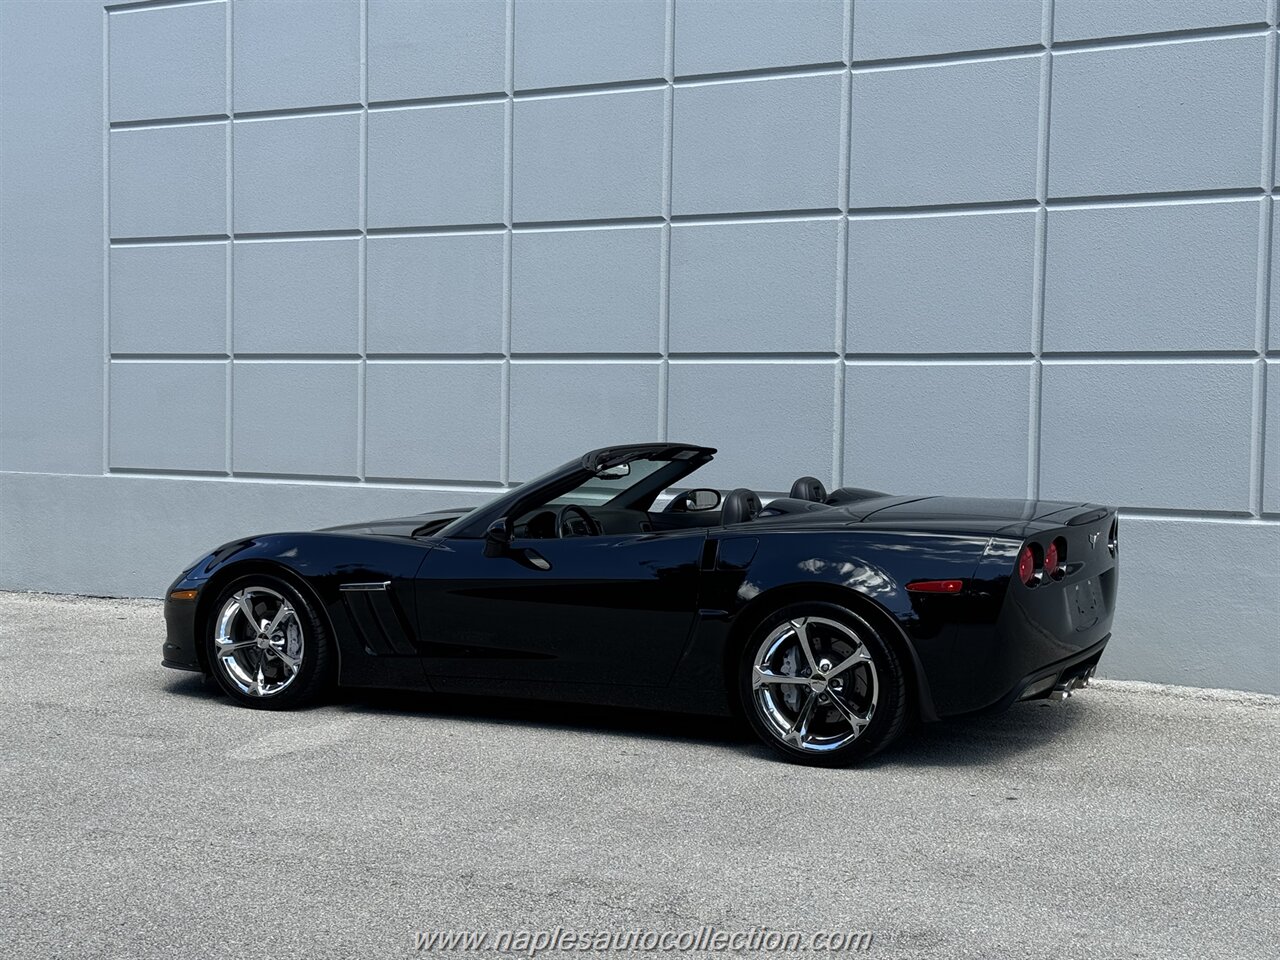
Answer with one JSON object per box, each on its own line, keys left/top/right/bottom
{"left": 205, "top": 574, "right": 334, "bottom": 709}
{"left": 739, "top": 602, "right": 907, "bottom": 765}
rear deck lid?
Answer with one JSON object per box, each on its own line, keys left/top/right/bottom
{"left": 860, "top": 496, "right": 1086, "bottom": 524}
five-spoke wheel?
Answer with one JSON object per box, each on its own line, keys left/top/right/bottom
{"left": 741, "top": 603, "right": 907, "bottom": 765}
{"left": 213, "top": 585, "right": 304, "bottom": 697}
{"left": 205, "top": 575, "right": 334, "bottom": 709}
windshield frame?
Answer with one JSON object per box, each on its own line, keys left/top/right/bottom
{"left": 437, "top": 443, "right": 715, "bottom": 539}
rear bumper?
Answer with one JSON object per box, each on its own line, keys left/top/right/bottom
{"left": 914, "top": 511, "right": 1118, "bottom": 718}
{"left": 983, "top": 634, "right": 1109, "bottom": 715}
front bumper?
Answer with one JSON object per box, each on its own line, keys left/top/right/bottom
{"left": 162, "top": 592, "right": 203, "bottom": 672}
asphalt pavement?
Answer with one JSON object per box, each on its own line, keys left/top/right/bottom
{"left": 1, "top": 591, "right": 1276, "bottom": 959}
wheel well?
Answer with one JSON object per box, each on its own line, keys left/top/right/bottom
{"left": 721, "top": 582, "right": 933, "bottom": 722}
{"left": 192, "top": 560, "right": 339, "bottom": 677}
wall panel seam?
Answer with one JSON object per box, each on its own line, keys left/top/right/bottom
{"left": 60, "top": 464, "right": 1280, "bottom": 527}
{"left": 659, "top": 0, "right": 675, "bottom": 442}
{"left": 99, "top": 19, "right": 1274, "bottom": 131}
{"left": 835, "top": 0, "right": 853, "bottom": 490}
{"left": 500, "top": 0, "right": 515, "bottom": 485}
{"left": 98, "top": 27, "right": 1278, "bottom": 106}
{"left": 356, "top": 0, "right": 368, "bottom": 482}
{"left": 1030, "top": 0, "right": 1055, "bottom": 501}
{"left": 106, "top": 0, "right": 217, "bottom": 13}
{"left": 1251, "top": 23, "right": 1279, "bottom": 515}
{"left": 101, "top": 6, "right": 111, "bottom": 475}
{"left": 108, "top": 191, "right": 1280, "bottom": 247}
{"left": 224, "top": 0, "right": 233, "bottom": 476}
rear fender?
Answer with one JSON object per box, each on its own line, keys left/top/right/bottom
{"left": 696, "top": 529, "right": 995, "bottom": 722}
{"left": 722, "top": 580, "right": 940, "bottom": 722}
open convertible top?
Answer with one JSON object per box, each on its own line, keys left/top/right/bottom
{"left": 582, "top": 442, "right": 716, "bottom": 471}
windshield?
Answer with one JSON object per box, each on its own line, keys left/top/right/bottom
{"left": 547, "top": 457, "right": 670, "bottom": 506}
{"left": 435, "top": 444, "right": 714, "bottom": 538}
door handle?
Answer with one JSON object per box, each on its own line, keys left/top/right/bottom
{"left": 520, "top": 549, "right": 551, "bottom": 571}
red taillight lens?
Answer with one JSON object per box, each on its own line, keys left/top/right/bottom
{"left": 1047, "top": 536, "right": 1067, "bottom": 578}
{"left": 1017, "top": 544, "right": 1036, "bottom": 585}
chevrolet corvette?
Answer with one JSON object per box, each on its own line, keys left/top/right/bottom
{"left": 163, "top": 442, "right": 1118, "bottom": 765}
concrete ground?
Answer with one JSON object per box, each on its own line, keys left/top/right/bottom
{"left": 0, "top": 592, "right": 1276, "bottom": 960}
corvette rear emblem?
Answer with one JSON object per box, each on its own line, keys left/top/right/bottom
{"left": 1089, "top": 532, "right": 1100, "bottom": 549}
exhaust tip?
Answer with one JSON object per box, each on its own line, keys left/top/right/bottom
{"left": 1029, "top": 666, "right": 1096, "bottom": 702}
{"left": 1050, "top": 668, "right": 1095, "bottom": 700}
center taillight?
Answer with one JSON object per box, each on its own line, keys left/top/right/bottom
{"left": 1046, "top": 536, "right": 1067, "bottom": 579}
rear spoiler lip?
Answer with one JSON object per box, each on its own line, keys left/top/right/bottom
{"left": 1064, "top": 506, "right": 1111, "bottom": 526}
{"left": 992, "top": 505, "right": 1113, "bottom": 539}
{"left": 1033, "top": 503, "right": 1111, "bottom": 526}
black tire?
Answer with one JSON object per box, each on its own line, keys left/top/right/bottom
{"left": 738, "top": 601, "right": 908, "bottom": 766}
{"left": 204, "top": 573, "right": 335, "bottom": 710}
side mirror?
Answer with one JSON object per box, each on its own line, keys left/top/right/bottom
{"left": 669, "top": 488, "right": 721, "bottom": 512}
{"left": 483, "top": 517, "right": 513, "bottom": 557}
{"left": 687, "top": 488, "right": 722, "bottom": 512}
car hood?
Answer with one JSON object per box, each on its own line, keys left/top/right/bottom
{"left": 318, "top": 508, "right": 473, "bottom": 537}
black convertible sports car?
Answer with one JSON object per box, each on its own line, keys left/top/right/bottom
{"left": 164, "top": 442, "right": 1118, "bottom": 765}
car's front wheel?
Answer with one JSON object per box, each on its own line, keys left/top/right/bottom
{"left": 205, "top": 574, "right": 334, "bottom": 709}
{"left": 739, "top": 602, "right": 907, "bottom": 765}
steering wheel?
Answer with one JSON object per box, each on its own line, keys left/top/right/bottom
{"left": 556, "top": 504, "right": 601, "bottom": 538}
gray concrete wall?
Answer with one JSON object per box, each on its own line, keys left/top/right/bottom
{"left": 1, "top": 0, "right": 1277, "bottom": 693}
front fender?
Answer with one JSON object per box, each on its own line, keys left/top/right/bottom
{"left": 169, "top": 532, "right": 434, "bottom": 687}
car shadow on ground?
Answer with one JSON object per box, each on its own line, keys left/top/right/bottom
{"left": 164, "top": 673, "right": 1094, "bottom": 768}
{"left": 333, "top": 686, "right": 756, "bottom": 747}
{"left": 879, "top": 699, "right": 1093, "bottom": 769}
{"left": 163, "top": 672, "right": 222, "bottom": 701}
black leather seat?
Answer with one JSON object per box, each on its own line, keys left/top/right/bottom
{"left": 789, "top": 476, "right": 828, "bottom": 503}
{"left": 721, "top": 488, "right": 762, "bottom": 525}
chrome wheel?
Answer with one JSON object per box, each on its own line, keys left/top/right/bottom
{"left": 212, "top": 586, "right": 304, "bottom": 697}
{"left": 751, "top": 615, "right": 878, "bottom": 754}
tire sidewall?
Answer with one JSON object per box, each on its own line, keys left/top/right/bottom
{"left": 738, "top": 601, "right": 903, "bottom": 766}
{"left": 205, "top": 573, "right": 328, "bottom": 710}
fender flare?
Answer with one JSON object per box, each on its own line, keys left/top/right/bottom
{"left": 721, "top": 581, "right": 938, "bottom": 723}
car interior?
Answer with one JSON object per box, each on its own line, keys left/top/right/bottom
{"left": 513, "top": 473, "right": 846, "bottom": 540}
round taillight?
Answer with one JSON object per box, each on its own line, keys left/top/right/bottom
{"left": 1017, "top": 544, "right": 1037, "bottom": 585}
{"left": 1046, "top": 537, "right": 1067, "bottom": 578}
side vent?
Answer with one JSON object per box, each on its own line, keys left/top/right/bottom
{"left": 338, "top": 582, "right": 416, "bottom": 656}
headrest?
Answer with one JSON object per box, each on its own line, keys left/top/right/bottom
{"left": 721, "top": 488, "right": 762, "bottom": 525}
{"left": 789, "top": 476, "right": 828, "bottom": 503}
